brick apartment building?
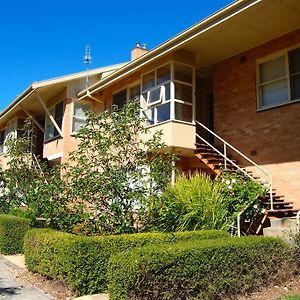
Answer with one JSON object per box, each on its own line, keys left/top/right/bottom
{"left": 0, "top": 0, "right": 299, "bottom": 224}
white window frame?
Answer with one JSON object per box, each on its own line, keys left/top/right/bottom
{"left": 44, "top": 101, "right": 64, "bottom": 142}
{"left": 141, "top": 61, "right": 195, "bottom": 127}
{"left": 71, "top": 100, "right": 93, "bottom": 134}
{"left": 256, "top": 45, "right": 300, "bottom": 111}
{"left": 142, "top": 62, "right": 172, "bottom": 107}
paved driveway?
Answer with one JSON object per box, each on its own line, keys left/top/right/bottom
{"left": 0, "top": 257, "right": 51, "bottom": 300}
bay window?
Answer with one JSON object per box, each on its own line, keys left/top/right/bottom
{"left": 141, "top": 61, "right": 194, "bottom": 126}
{"left": 257, "top": 47, "right": 300, "bottom": 109}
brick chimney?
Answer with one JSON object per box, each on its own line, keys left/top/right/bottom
{"left": 131, "top": 42, "right": 149, "bottom": 60}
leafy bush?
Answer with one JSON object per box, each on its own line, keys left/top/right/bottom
{"left": 219, "top": 171, "right": 266, "bottom": 223}
{"left": 0, "top": 214, "right": 31, "bottom": 254}
{"left": 108, "top": 236, "right": 296, "bottom": 300}
{"left": 24, "top": 228, "right": 228, "bottom": 295}
{"left": 148, "top": 172, "right": 229, "bottom": 232}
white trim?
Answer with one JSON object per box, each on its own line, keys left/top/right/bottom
{"left": 46, "top": 152, "right": 63, "bottom": 161}
{"left": 78, "top": 0, "right": 261, "bottom": 98}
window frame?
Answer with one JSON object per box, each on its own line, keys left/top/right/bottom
{"left": 0, "top": 128, "right": 5, "bottom": 154}
{"left": 141, "top": 61, "right": 195, "bottom": 127}
{"left": 44, "top": 101, "right": 64, "bottom": 142}
{"left": 111, "top": 81, "right": 141, "bottom": 110}
{"left": 256, "top": 45, "right": 300, "bottom": 111}
{"left": 71, "top": 99, "right": 93, "bottom": 134}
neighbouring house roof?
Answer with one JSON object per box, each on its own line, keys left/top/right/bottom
{"left": 78, "top": 0, "right": 300, "bottom": 98}
{"left": 0, "top": 62, "right": 127, "bottom": 123}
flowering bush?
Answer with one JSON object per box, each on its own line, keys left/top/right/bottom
{"left": 219, "top": 171, "right": 267, "bottom": 226}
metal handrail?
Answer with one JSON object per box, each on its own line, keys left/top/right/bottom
{"left": 195, "top": 120, "right": 274, "bottom": 236}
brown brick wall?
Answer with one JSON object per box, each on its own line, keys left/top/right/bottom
{"left": 213, "top": 29, "right": 300, "bottom": 207}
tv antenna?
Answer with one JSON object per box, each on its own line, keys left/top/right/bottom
{"left": 84, "top": 45, "right": 92, "bottom": 88}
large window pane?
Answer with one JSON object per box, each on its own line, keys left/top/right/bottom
{"left": 112, "top": 89, "right": 127, "bottom": 109}
{"left": 143, "top": 108, "right": 155, "bottom": 126}
{"left": 73, "top": 118, "right": 86, "bottom": 133}
{"left": 73, "top": 102, "right": 91, "bottom": 132}
{"left": 129, "top": 84, "right": 140, "bottom": 102}
{"left": 174, "top": 63, "right": 193, "bottom": 84}
{"left": 45, "top": 102, "right": 63, "bottom": 141}
{"left": 175, "top": 82, "right": 193, "bottom": 103}
{"left": 0, "top": 130, "right": 5, "bottom": 153}
{"left": 157, "top": 103, "right": 170, "bottom": 123}
{"left": 291, "top": 74, "right": 300, "bottom": 100}
{"left": 261, "top": 79, "right": 288, "bottom": 107}
{"left": 74, "top": 102, "right": 90, "bottom": 118}
{"left": 148, "top": 87, "right": 161, "bottom": 104}
{"left": 157, "top": 64, "right": 171, "bottom": 85}
{"left": 164, "top": 83, "right": 171, "bottom": 100}
{"left": 289, "top": 48, "right": 300, "bottom": 75}
{"left": 175, "top": 103, "right": 193, "bottom": 122}
{"left": 260, "top": 56, "right": 286, "bottom": 83}
{"left": 142, "top": 71, "right": 155, "bottom": 91}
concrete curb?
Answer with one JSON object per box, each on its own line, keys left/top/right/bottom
{"left": 73, "top": 294, "right": 109, "bottom": 300}
{"left": 2, "top": 253, "right": 27, "bottom": 270}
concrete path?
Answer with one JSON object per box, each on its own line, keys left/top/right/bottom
{"left": 0, "top": 256, "right": 52, "bottom": 300}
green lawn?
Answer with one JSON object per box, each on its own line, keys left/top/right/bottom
{"left": 280, "top": 296, "right": 300, "bottom": 300}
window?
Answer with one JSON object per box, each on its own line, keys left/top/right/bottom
{"left": 73, "top": 101, "right": 91, "bottom": 133}
{"left": 0, "top": 129, "right": 5, "bottom": 153}
{"left": 44, "top": 101, "right": 64, "bottom": 141}
{"left": 173, "top": 62, "right": 193, "bottom": 122}
{"left": 112, "top": 84, "right": 141, "bottom": 110}
{"left": 112, "top": 89, "right": 127, "bottom": 109}
{"left": 258, "top": 47, "right": 300, "bottom": 109}
{"left": 141, "top": 62, "right": 194, "bottom": 126}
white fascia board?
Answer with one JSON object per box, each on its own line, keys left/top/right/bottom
{"left": 78, "top": 0, "right": 261, "bottom": 97}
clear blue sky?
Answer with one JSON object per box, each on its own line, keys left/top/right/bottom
{"left": 0, "top": 0, "right": 232, "bottom": 112}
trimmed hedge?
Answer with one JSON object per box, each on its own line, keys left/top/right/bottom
{"left": 108, "top": 236, "right": 296, "bottom": 300}
{"left": 24, "top": 228, "right": 228, "bottom": 295}
{"left": 0, "top": 214, "right": 31, "bottom": 254}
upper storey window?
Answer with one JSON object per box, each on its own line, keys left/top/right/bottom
{"left": 44, "top": 101, "right": 64, "bottom": 142}
{"left": 72, "top": 101, "right": 92, "bottom": 133}
{"left": 112, "top": 83, "right": 141, "bottom": 110}
{"left": 141, "top": 62, "right": 194, "bottom": 126}
{"left": 257, "top": 47, "right": 300, "bottom": 109}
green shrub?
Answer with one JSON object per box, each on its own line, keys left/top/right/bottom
{"left": 24, "top": 228, "right": 228, "bottom": 295}
{"left": 0, "top": 214, "right": 31, "bottom": 254}
{"left": 219, "top": 171, "right": 266, "bottom": 224}
{"left": 148, "top": 172, "right": 228, "bottom": 232}
{"left": 108, "top": 236, "right": 296, "bottom": 300}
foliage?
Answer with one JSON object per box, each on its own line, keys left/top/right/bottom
{"left": 147, "top": 172, "right": 229, "bottom": 232}
{"left": 0, "top": 214, "right": 31, "bottom": 254}
{"left": 219, "top": 171, "right": 267, "bottom": 224}
{"left": 0, "top": 102, "right": 176, "bottom": 235}
{"left": 108, "top": 236, "right": 296, "bottom": 300}
{"left": 65, "top": 101, "right": 177, "bottom": 234}
{"left": 24, "top": 228, "right": 228, "bottom": 295}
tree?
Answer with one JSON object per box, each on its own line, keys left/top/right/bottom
{"left": 66, "top": 101, "right": 177, "bottom": 234}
